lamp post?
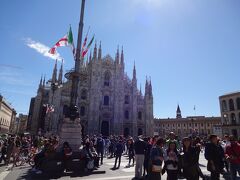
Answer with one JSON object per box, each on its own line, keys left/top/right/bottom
{"left": 66, "top": 0, "right": 86, "bottom": 121}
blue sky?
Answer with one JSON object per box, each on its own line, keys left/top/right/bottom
{"left": 0, "top": 0, "right": 240, "bottom": 118}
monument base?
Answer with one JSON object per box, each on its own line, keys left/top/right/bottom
{"left": 59, "top": 118, "right": 82, "bottom": 151}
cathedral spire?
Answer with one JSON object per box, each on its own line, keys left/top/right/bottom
{"left": 98, "top": 41, "right": 102, "bottom": 60}
{"left": 145, "top": 76, "right": 149, "bottom": 96}
{"left": 140, "top": 84, "right": 142, "bottom": 96}
{"left": 43, "top": 75, "right": 46, "bottom": 88}
{"left": 149, "top": 77, "right": 152, "bottom": 96}
{"left": 176, "top": 104, "right": 182, "bottom": 118}
{"left": 39, "top": 75, "right": 43, "bottom": 89}
{"left": 58, "top": 59, "right": 63, "bottom": 84}
{"left": 115, "top": 45, "right": 120, "bottom": 64}
{"left": 52, "top": 59, "right": 58, "bottom": 84}
{"left": 93, "top": 41, "right": 97, "bottom": 60}
{"left": 133, "top": 61, "right": 136, "bottom": 80}
{"left": 121, "top": 46, "right": 124, "bottom": 65}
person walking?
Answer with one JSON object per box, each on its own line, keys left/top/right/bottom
{"left": 113, "top": 138, "right": 124, "bottom": 169}
{"left": 164, "top": 141, "right": 179, "bottom": 180}
{"left": 134, "top": 135, "right": 146, "bottom": 179}
{"left": 181, "top": 137, "right": 200, "bottom": 180}
{"left": 127, "top": 138, "right": 135, "bottom": 167}
{"left": 149, "top": 138, "right": 164, "bottom": 180}
{"left": 96, "top": 134, "right": 104, "bottom": 165}
{"left": 225, "top": 135, "right": 240, "bottom": 180}
{"left": 205, "top": 134, "right": 224, "bottom": 180}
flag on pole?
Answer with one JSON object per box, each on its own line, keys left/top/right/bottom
{"left": 46, "top": 104, "right": 55, "bottom": 114}
{"left": 81, "top": 35, "right": 95, "bottom": 58}
{"left": 49, "top": 26, "right": 75, "bottom": 55}
{"left": 81, "top": 27, "right": 90, "bottom": 53}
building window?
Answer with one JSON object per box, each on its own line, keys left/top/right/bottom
{"left": 222, "top": 100, "right": 227, "bottom": 112}
{"left": 201, "top": 123, "right": 203, "bottom": 127}
{"left": 125, "top": 95, "right": 129, "bottom": 104}
{"left": 237, "top": 98, "right": 240, "bottom": 110}
{"left": 231, "top": 113, "right": 236, "bottom": 125}
{"left": 184, "top": 124, "right": 186, "bottom": 127}
{"left": 104, "top": 71, "right": 111, "bottom": 86}
{"left": 189, "top": 123, "right": 191, "bottom": 127}
{"left": 80, "top": 106, "right": 85, "bottom": 116}
{"left": 81, "top": 89, "right": 87, "bottom": 100}
{"left": 195, "top": 123, "right": 197, "bottom": 127}
{"left": 104, "top": 96, "right": 110, "bottom": 106}
{"left": 229, "top": 99, "right": 235, "bottom": 111}
{"left": 125, "top": 110, "right": 129, "bottom": 119}
{"left": 138, "top": 111, "right": 142, "bottom": 120}
{"left": 178, "top": 124, "right": 180, "bottom": 127}
{"left": 207, "top": 123, "right": 210, "bottom": 127}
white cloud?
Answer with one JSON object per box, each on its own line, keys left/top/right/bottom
{"left": 24, "top": 37, "right": 63, "bottom": 60}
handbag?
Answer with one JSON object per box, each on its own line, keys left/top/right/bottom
{"left": 87, "top": 159, "right": 94, "bottom": 170}
{"left": 152, "top": 165, "right": 162, "bottom": 173}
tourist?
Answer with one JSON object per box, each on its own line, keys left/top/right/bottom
{"left": 0, "top": 141, "right": 7, "bottom": 164}
{"left": 149, "top": 138, "right": 164, "bottom": 180}
{"left": 127, "top": 138, "right": 135, "bottom": 167}
{"left": 225, "top": 135, "right": 240, "bottom": 180}
{"left": 134, "top": 135, "right": 146, "bottom": 179}
{"left": 164, "top": 141, "right": 179, "bottom": 180}
{"left": 113, "top": 137, "right": 124, "bottom": 169}
{"left": 143, "top": 137, "right": 152, "bottom": 177}
{"left": 96, "top": 134, "right": 104, "bottom": 165}
{"left": 61, "top": 142, "right": 72, "bottom": 170}
{"left": 205, "top": 134, "right": 224, "bottom": 180}
{"left": 181, "top": 137, "right": 200, "bottom": 180}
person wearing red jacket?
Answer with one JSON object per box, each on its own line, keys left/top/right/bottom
{"left": 225, "top": 135, "right": 240, "bottom": 180}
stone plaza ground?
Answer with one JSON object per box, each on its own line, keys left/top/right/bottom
{"left": 0, "top": 152, "right": 230, "bottom": 180}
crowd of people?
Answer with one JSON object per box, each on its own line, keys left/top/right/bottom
{"left": 0, "top": 132, "right": 240, "bottom": 180}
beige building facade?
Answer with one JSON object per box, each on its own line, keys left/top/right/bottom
{"left": 0, "top": 95, "right": 16, "bottom": 134}
{"left": 219, "top": 92, "right": 240, "bottom": 137}
{"left": 154, "top": 106, "right": 222, "bottom": 138}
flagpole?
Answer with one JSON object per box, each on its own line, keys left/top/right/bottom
{"left": 68, "top": 0, "right": 86, "bottom": 120}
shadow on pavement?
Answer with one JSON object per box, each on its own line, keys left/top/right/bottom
{"left": 16, "top": 169, "right": 106, "bottom": 180}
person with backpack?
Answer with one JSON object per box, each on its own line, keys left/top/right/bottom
{"left": 205, "top": 134, "right": 224, "bottom": 180}
{"left": 225, "top": 135, "right": 240, "bottom": 180}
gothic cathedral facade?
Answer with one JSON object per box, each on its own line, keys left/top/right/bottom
{"left": 28, "top": 43, "right": 154, "bottom": 137}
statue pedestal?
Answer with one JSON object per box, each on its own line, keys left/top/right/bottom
{"left": 59, "top": 118, "right": 82, "bottom": 151}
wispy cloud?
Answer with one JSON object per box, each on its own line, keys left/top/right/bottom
{"left": 24, "top": 37, "right": 62, "bottom": 60}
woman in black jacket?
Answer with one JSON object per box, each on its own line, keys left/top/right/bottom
{"left": 181, "top": 137, "right": 200, "bottom": 180}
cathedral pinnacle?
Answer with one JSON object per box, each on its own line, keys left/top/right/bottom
{"left": 93, "top": 41, "right": 97, "bottom": 60}
{"left": 52, "top": 59, "right": 58, "bottom": 84}
{"left": 115, "top": 45, "right": 120, "bottom": 64}
{"left": 58, "top": 59, "right": 63, "bottom": 84}
{"left": 98, "top": 41, "right": 102, "bottom": 60}
{"left": 133, "top": 61, "right": 136, "bottom": 80}
{"left": 121, "top": 46, "right": 124, "bottom": 65}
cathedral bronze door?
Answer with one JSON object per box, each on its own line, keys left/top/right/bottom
{"left": 124, "top": 128, "right": 129, "bottom": 137}
{"left": 101, "top": 121, "right": 109, "bottom": 137}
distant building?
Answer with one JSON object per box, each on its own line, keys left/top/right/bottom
{"left": 219, "top": 91, "right": 240, "bottom": 137}
{"left": 0, "top": 95, "right": 17, "bottom": 134}
{"left": 13, "top": 114, "right": 28, "bottom": 134}
{"left": 28, "top": 45, "right": 154, "bottom": 137}
{"left": 154, "top": 105, "right": 222, "bottom": 138}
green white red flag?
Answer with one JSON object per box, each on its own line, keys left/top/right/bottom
{"left": 81, "top": 35, "right": 94, "bottom": 58}
{"left": 49, "top": 26, "right": 75, "bottom": 55}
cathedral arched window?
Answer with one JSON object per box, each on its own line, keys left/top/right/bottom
{"left": 125, "top": 110, "right": 129, "bottom": 119}
{"left": 104, "top": 71, "right": 111, "bottom": 86}
{"left": 81, "top": 89, "right": 87, "bottom": 100}
{"left": 80, "top": 106, "right": 86, "bottom": 116}
{"left": 229, "top": 99, "right": 235, "bottom": 111}
{"left": 236, "top": 98, "right": 240, "bottom": 110}
{"left": 104, "top": 96, "right": 110, "bottom": 106}
{"left": 138, "top": 111, "right": 142, "bottom": 120}
{"left": 125, "top": 95, "right": 129, "bottom": 104}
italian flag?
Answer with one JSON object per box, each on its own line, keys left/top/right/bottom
{"left": 81, "top": 35, "right": 94, "bottom": 58}
{"left": 49, "top": 26, "right": 75, "bottom": 55}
